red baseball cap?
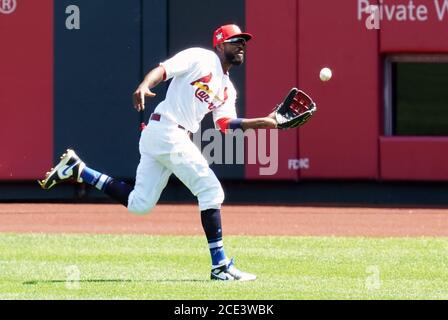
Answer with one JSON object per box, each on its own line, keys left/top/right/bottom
{"left": 213, "top": 24, "right": 253, "bottom": 47}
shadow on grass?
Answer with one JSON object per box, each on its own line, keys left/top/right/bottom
{"left": 23, "top": 279, "right": 208, "bottom": 285}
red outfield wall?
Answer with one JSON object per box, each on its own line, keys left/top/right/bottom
{"left": 297, "top": 0, "right": 379, "bottom": 180}
{"left": 1, "top": 0, "right": 448, "bottom": 183}
{"left": 246, "top": 0, "right": 379, "bottom": 180}
{"left": 378, "top": 0, "right": 448, "bottom": 180}
{"left": 246, "top": 0, "right": 448, "bottom": 181}
{"left": 0, "top": 0, "right": 53, "bottom": 180}
{"left": 380, "top": 0, "right": 448, "bottom": 52}
{"left": 245, "top": 0, "right": 299, "bottom": 180}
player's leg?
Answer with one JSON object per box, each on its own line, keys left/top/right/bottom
{"left": 38, "top": 148, "right": 171, "bottom": 214}
{"left": 81, "top": 153, "right": 172, "bottom": 214}
{"left": 163, "top": 134, "right": 256, "bottom": 281}
{"left": 126, "top": 153, "right": 172, "bottom": 215}
{"left": 38, "top": 149, "right": 133, "bottom": 205}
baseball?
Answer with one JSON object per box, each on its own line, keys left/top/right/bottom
{"left": 319, "top": 67, "right": 332, "bottom": 82}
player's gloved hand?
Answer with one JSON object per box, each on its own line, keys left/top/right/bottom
{"left": 274, "top": 88, "right": 317, "bottom": 129}
{"left": 133, "top": 86, "right": 156, "bottom": 112}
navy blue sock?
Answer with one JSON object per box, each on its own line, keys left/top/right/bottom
{"left": 103, "top": 179, "right": 134, "bottom": 207}
{"left": 201, "top": 209, "right": 228, "bottom": 266}
{"left": 80, "top": 166, "right": 133, "bottom": 207}
{"left": 80, "top": 166, "right": 106, "bottom": 188}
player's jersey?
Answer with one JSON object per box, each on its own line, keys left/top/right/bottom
{"left": 155, "top": 47, "right": 237, "bottom": 133}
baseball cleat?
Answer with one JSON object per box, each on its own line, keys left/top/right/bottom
{"left": 210, "top": 258, "right": 257, "bottom": 281}
{"left": 38, "top": 149, "right": 85, "bottom": 190}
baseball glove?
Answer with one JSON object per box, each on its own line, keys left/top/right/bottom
{"left": 274, "top": 88, "right": 317, "bottom": 129}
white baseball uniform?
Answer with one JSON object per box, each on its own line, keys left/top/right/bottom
{"left": 127, "top": 48, "right": 237, "bottom": 214}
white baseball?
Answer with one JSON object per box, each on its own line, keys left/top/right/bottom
{"left": 319, "top": 67, "right": 332, "bottom": 82}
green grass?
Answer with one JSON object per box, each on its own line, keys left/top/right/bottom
{"left": 0, "top": 234, "right": 447, "bottom": 300}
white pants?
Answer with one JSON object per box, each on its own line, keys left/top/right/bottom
{"left": 127, "top": 117, "right": 224, "bottom": 215}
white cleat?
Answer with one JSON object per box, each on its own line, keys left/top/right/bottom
{"left": 210, "top": 258, "right": 257, "bottom": 281}
{"left": 38, "top": 149, "right": 85, "bottom": 190}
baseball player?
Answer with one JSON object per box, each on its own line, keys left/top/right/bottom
{"left": 39, "top": 24, "right": 278, "bottom": 281}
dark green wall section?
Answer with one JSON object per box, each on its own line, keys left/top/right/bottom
{"left": 141, "top": 0, "right": 168, "bottom": 115}
{"left": 54, "top": 0, "right": 167, "bottom": 178}
{"left": 168, "top": 0, "right": 245, "bottom": 53}
{"left": 168, "top": 0, "right": 246, "bottom": 179}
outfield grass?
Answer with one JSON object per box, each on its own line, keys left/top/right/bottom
{"left": 0, "top": 234, "right": 447, "bottom": 300}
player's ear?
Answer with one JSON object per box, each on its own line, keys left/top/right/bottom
{"left": 215, "top": 44, "right": 224, "bottom": 53}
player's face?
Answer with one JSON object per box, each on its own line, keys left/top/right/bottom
{"left": 223, "top": 38, "right": 246, "bottom": 66}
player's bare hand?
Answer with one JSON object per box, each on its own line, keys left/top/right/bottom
{"left": 133, "top": 86, "right": 156, "bottom": 112}
{"left": 241, "top": 117, "right": 278, "bottom": 130}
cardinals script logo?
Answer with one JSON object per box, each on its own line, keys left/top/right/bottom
{"left": 0, "top": 0, "right": 17, "bottom": 14}
{"left": 191, "top": 73, "right": 228, "bottom": 111}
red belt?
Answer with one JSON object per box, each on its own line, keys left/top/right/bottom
{"left": 150, "top": 113, "right": 188, "bottom": 132}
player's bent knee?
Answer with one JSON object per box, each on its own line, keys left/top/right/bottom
{"left": 127, "top": 206, "right": 154, "bottom": 216}
{"left": 197, "top": 183, "right": 225, "bottom": 211}
{"left": 126, "top": 188, "right": 160, "bottom": 215}
{"left": 127, "top": 196, "right": 157, "bottom": 216}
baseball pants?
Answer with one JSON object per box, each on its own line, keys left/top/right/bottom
{"left": 127, "top": 117, "right": 224, "bottom": 214}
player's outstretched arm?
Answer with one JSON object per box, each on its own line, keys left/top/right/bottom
{"left": 241, "top": 116, "right": 277, "bottom": 130}
{"left": 216, "top": 113, "right": 277, "bottom": 133}
{"left": 132, "top": 65, "right": 166, "bottom": 112}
